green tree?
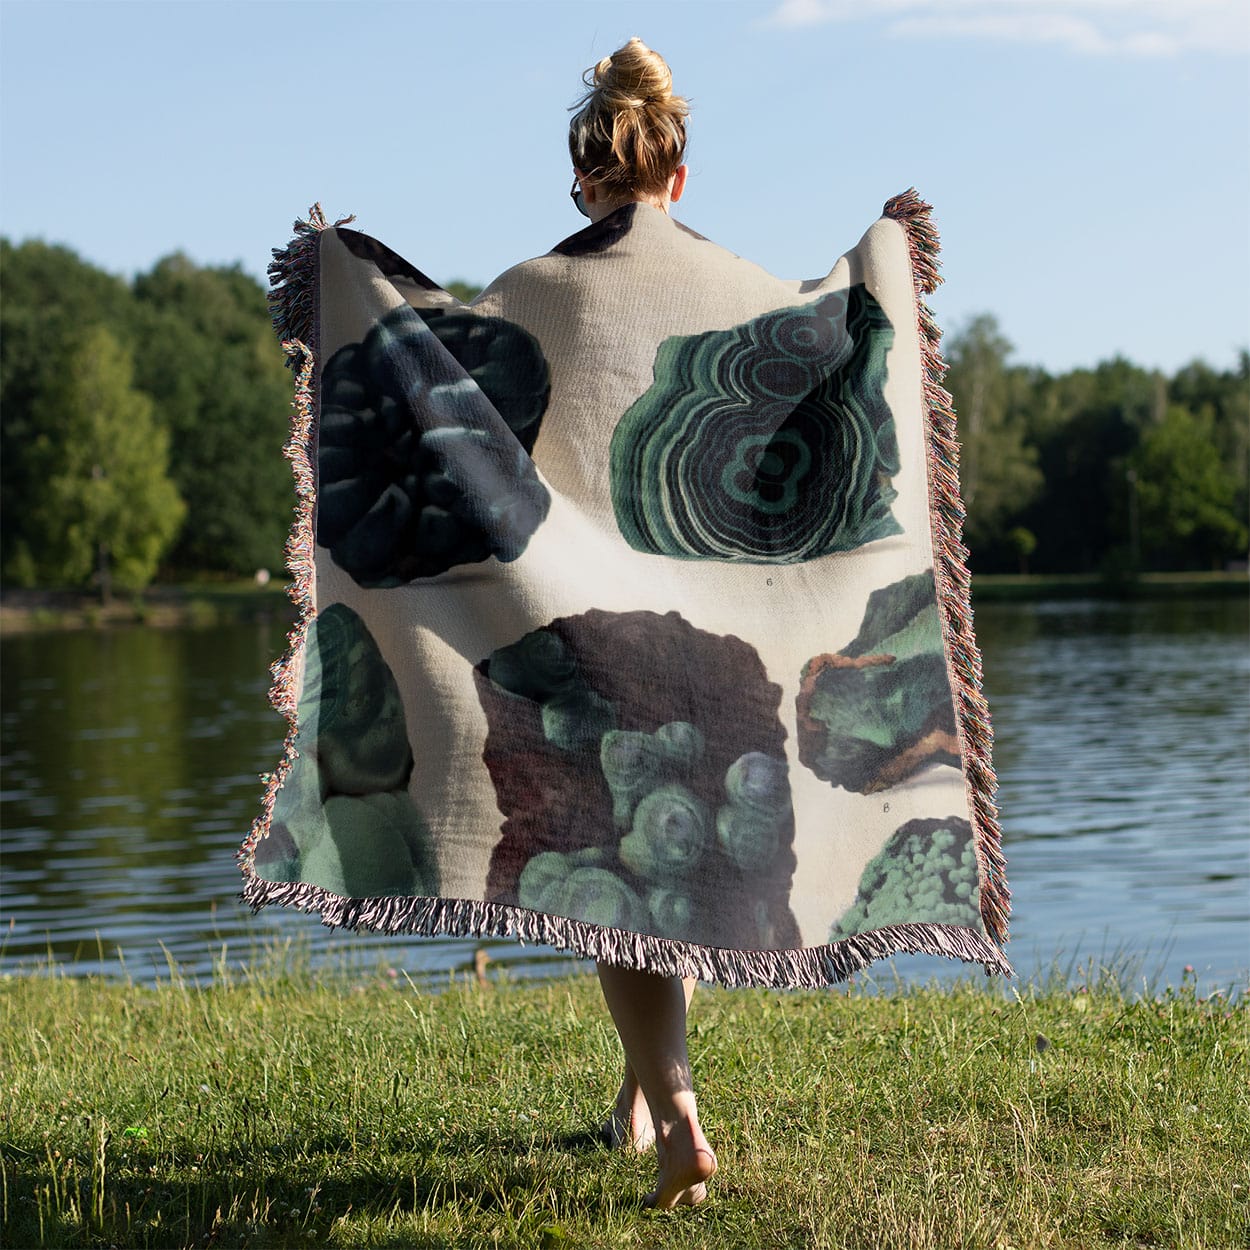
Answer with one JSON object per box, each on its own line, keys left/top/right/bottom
{"left": 1006, "top": 526, "right": 1037, "bottom": 574}
{"left": 1, "top": 239, "right": 139, "bottom": 580}
{"left": 131, "top": 256, "right": 293, "bottom": 575}
{"left": 445, "top": 279, "right": 483, "bottom": 303}
{"left": 1129, "top": 405, "right": 1246, "bottom": 570}
{"left": 1022, "top": 357, "right": 1163, "bottom": 573}
{"left": 943, "top": 315, "right": 1043, "bottom": 564}
{"left": 24, "top": 327, "right": 185, "bottom": 596}
{"left": 1169, "top": 353, "right": 1250, "bottom": 536}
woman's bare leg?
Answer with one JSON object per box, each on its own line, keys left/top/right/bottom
{"left": 602, "top": 977, "right": 696, "bottom": 1152}
{"left": 602, "top": 1056, "right": 654, "bottom": 1151}
{"left": 596, "top": 964, "right": 716, "bottom": 1208}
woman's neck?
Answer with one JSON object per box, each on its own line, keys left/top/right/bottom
{"left": 588, "top": 195, "right": 669, "bottom": 224}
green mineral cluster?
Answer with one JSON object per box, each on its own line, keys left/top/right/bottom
{"left": 600, "top": 723, "right": 705, "bottom": 828}
{"left": 517, "top": 847, "right": 650, "bottom": 931}
{"left": 514, "top": 715, "right": 793, "bottom": 945}
{"left": 716, "top": 751, "right": 792, "bottom": 872}
{"left": 487, "top": 625, "right": 796, "bottom": 945}
{"left": 265, "top": 603, "right": 439, "bottom": 899}
{"left": 619, "top": 782, "right": 713, "bottom": 882}
{"left": 798, "top": 570, "right": 959, "bottom": 794}
{"left": 486, "top": 629, "right": 617, "bottom": 751}
{"left": 830, "top": 818, "right": 981, "bottom": 939}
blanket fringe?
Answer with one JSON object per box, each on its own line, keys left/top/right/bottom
{"left": 240, "top": 873, "right": 1013, "bottom": 988}
{"left": 266, "top": 204, "right": 355, "bottom": 362}
{"left": 238, "top": 206, "right": 346, "bottom": 880}
{"left": 883, "top": 188, "right": 1010, "bottom": 946}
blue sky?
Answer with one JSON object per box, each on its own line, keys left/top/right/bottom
{"left": 2, "top": 0, "right": 1247, "bottom": 374}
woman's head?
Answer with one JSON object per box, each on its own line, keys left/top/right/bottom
{"left": 568, "top": 38, "right": 688, "bottom": 204}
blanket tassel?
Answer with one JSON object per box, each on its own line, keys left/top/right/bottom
{"left": 883, "top": 188, "right": 1010, "bottom": 948}
{"left": 240, "top": 873, "right": 1014, "bottom": 988}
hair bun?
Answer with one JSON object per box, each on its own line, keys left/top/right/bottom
{"left": 594, "top": 36, "right": 674, "bottom": 110}
{"left": 569, "top": 37, "right": 689, "bottom": 198}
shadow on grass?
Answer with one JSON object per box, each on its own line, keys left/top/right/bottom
{"left": 4, "top": 1126, "right": 638, "bottom": 1250}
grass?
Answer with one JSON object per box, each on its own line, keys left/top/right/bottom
{"left": 2, "top": 955, "right": 1245, "bottom": 1250}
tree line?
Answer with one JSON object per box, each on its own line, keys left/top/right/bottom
{"left": 2, "top": 240, "right": 294, "bottom": 595}
{"left": 1, "top": 238, "right": 1245, "bottom": 594}
{"left": 945, "top": 315, "right": 1247, "bottom": 575}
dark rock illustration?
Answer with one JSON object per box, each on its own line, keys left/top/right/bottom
{"left": 551, "top": 202, "right": 639, "bottom": 257}
{"left": 474, "top": 609, "right": 799, "bottom": 948}
{"left": 417, "top": 309, "right": 550, "bottom": 454}
{"left": 610, "top": 285, "right": 900, "bottom": 562}
{"left": 317, "top": 305, "right": 550, "bottom": 586}
{"left": 797, "top": 570, "right": 960, "bottom": 793}
{"left": 338, "top": 228, "right": 442, "bottom": 289}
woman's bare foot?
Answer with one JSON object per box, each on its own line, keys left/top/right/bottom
{"left": 601, "top": 1073, "right": 655, "bottom": 1150}
{"left": 594, "top": 966, "right": 709, "bottom": 1205}
{"left": 644, "top": 1115, "right": 717, "bottom": 1209}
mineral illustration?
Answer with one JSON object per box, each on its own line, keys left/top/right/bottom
{"left": 316, "top": 305, "right": 550, "bottom": 587}
{"left": 258, "top": 603, "right": 439, "bottom": 898}
{"left": 610, "top": 285, "right": 900, "bottom": 563}
{"left": 830, "top": 817, "right": 981, "bottom": 939}
{"left": 474, "top": 609, "right": 800, "bottom": 949}
{"left": 797, "top": 570, "right": 960, "bottom": 793}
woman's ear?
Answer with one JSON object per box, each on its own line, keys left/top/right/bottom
{"left": 669, "top": 165, "right": 688, "bottom": 203}
{"left": 575, "top": 168, "right": 598, "bottom": 205}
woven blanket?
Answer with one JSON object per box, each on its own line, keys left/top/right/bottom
{"left": 238, "top": 191, "right": 1011, "bottom": 987}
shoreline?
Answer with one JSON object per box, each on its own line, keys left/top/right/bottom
{"left": 1, "top": 571, "right": 1245, "bottom": 635}
{"left": 0, "top": 582, "right": 294, "bottom": 635}
{"left": 968, "top": 569, "right": 1249, "bottom": 602}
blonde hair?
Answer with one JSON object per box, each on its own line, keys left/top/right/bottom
{"left": 568, "top": 37, "right": 689, "bottom": 199}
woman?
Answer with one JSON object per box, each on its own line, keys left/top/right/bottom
{"left": 566, "top": 38, "right": 717, "bottom": 1210}
{"left": 244, "top": 34, "right": 1010, "bottom": 1219}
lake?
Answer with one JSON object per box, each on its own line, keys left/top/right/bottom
{"left": 2, "top": 596, "right": 1246, "bottom": 995}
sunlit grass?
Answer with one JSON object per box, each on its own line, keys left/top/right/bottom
{"left": 1, "top": 953, "right": 1246, "bottom": 1249}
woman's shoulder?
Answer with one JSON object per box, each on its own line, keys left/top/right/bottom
{"left": 473, "top": 204, "right": 851, "bottom": 323}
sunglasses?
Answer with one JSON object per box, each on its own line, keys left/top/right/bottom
{"left": 570, "top": 176, "right": 589, "bottom": 218}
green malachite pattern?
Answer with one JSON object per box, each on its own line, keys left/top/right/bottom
{"left": 610, "top": 285, "right": 901, "bottom": 563}
{"left": 796, "top": 570, "right": 961, "bottom": 794}
{"left": 830, "top": 817, "right": 980, "bottom": 939}
{"left": 255, "top": 603, "right": 440, "bottom": 900}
